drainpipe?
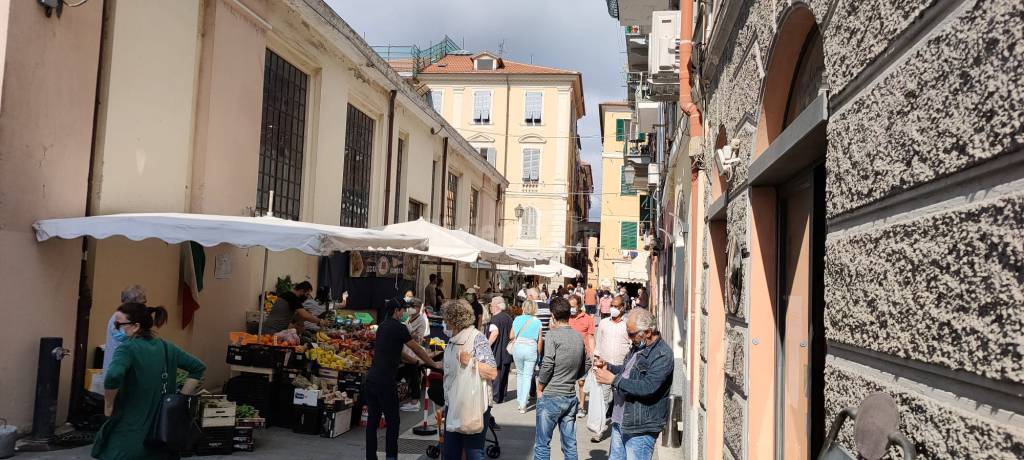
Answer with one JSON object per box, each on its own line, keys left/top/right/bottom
{"left": 383, "top": 90, "right": 397, "bottom": 224}
{"left": 680, "top": 0, "right": 702, "bottom": 137}
{"left": 439, "top": 137, "right": 449, "bottom": 225}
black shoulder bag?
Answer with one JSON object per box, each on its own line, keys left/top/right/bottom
{"left": 145, "top": 340, "right": 201, "bottom": 452}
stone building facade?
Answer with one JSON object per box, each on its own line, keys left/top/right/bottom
{"left": 674, "top": 0, "right": 1023, "bottom": 458}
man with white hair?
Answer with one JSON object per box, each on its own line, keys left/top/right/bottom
{"left": 593, "top": 307, "right": 673, "bottom": 460}
{"left": 485, "top": 296, "right": 514, "bottom": 406}
{"left": 102, "top": 285, "right": 148, "bottom": 371}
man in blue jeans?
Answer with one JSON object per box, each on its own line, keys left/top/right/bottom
{"left": 593, "top": 307, "right": 673, "bottom": 460}
{"left": 534, "top": 297, "right": 588, "bottom": 460}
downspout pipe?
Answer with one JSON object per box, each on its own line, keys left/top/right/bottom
{"left": 383, "top": 90, "right": 397, "bottom": 224}
{"left": 680, "top": 0, "right": 703, "bottom": 137}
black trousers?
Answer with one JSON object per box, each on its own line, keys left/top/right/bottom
{"left": 396, "top": 363, "right": 422, "bottom": 400}
{"left": 492, "top": 362, "right": 512, "bottom": 404}
{"left": 364, "top": 381, "right": 400, "bottom": 460}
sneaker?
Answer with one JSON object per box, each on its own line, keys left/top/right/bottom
{"left": 518, "top": 407, "right": 526, "bottom": 414}
{"left": 577, "top": 410, "right": 587, "bottom": 419}
{"left": 591, "top": 435, "right": 602, "bottom": 443}
{"left": 400, "top": 402, "right": 420, "bottom": 412}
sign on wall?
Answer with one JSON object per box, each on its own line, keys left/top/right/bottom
{"left": 349, "top": 251, "right": 414, "bottom": 279}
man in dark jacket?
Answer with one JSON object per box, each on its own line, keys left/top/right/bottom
{"left": 593, "top": 307, "right": 672, "bottom": 460}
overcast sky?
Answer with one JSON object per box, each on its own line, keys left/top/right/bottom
{"left": 325, "top": 0, "right": 624, "bottom": 220}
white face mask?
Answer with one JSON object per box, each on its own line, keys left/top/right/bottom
{"left": 442, "top": 322, "right": 452, "bottom": 337}
{"left": 609, "top": 307, "right": 621, "bottom": 318}
{"left": 570, "top": 307, "right": 578, "bottom": 316}
{"left": 404, "top": 296, "right": 414, "bottom": 303}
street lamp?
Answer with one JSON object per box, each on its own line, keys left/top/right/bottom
{"left": 514, "top": 204, "right": 525, "bottom": 220}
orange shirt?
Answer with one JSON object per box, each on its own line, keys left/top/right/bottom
{"left": 584, "top": 288, "right": 598, "bottom": 305}
{"left": 568, "top": 313, "right": 596, "bottom": 355}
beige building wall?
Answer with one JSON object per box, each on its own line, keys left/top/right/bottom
{"left": 422, "top": 74, "right": 581, "bottom": 261}
{"left": 597, "top": 105, "right": 641, "bottom": 286}
{"left": 0, "top": 0, "right": 103, "bottom": 429}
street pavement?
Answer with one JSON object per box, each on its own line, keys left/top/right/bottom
{"left": 17, "top": 370, "right": 654, "bottom": 460}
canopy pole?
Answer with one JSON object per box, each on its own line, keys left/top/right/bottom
{"left": 257, "top": 247, "right": 269, "bottom": 336}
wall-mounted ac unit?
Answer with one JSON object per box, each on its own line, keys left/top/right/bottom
{"left": 648, "top": 11, "right": 681, "bottom": 79}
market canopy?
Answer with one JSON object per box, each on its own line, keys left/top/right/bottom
{"left": 380, "top": 218, "right": 485, "bottom": 263}
{"left": 33, "top": 213, "right": 429, "bottom": 256}
{"left": 499, "top": 260, "right": 582, "bottom": 279}
{"left": 449, "top": 229, "right": 545, "bottom": 266}
{"left": 614, "top": 250, "right": 650, "bottom": 284}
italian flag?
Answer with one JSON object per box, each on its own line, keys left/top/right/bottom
{"left": 181, "top": 241, "right": 205, "bottom": 328}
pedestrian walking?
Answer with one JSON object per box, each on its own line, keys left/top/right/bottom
{"left": 92, "top": 303, "right": 205, "bottom": 460}
{"left": 102, "top": 285, "right": 148, "bottom": 373}
{"left": 534, "top": 297, "right": 588, "bottom": 460}
{"left": 592, "top": 308, "right": 673, "bottom": 460}
{"left": 510, "top": 299, "right": 543, "bottom": 413}
{"left": 442, "top": 299, "right": 498, "bottom": 460}
{"left": 590, "top": 295, "right": 631, "bottom": 442}
{"left": 485, "top": 296, "right": 514, "bottom": 406}
{"left": 583, "top": 283, "right": 598, "bottom": 316}
{"left": 567, "top": 295, "right": 595, "bottom": 419}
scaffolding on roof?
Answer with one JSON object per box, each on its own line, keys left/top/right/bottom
{"left": 371, "top": 36, "right": 461, "bottom": 77}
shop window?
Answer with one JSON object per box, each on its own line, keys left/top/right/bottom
{"left": 341, "top": 104, "right": 375, "bottom": 228}
{"left": 256, "top": 49, "right": 308, "bottom": 220}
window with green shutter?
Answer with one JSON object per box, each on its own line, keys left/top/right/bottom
{"left": 620, "top": 221, "right": 638, "bottom": 250}
{"left": 620, "top": 166, "right": 636, "bottom": 195}
{"left": 615, "top": 119, "right": 626, "bottom": 141}
{"left": 640, "top": 195, "right": 652, "bottom": 223}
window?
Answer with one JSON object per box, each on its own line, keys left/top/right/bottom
{"left": 429, "top": 90, "right": 443, "bottom": 113}
{"left": 394, "top": 139, "right": 405, "bottom": 223}
{"left": 445, "top": 172, "right": 458, "bottom": 229}
{"left": 620, "top": 165, "right": 636, "bottom": 195}
{"left": 615, "top": 118, "right": 626, "bottom": 141}
{"left": 469, "top": 188, "right": 479, "bottom": 234}
{"left": 473, "top": 91, "right": 491, "bottom": 124}
{"left": 475, "top": 58, "right": 494, "bottom": 70}
{"left": 640, "top": 194, "right": 652, "bottom": 223}
{"left": 620, "top": 221, "right": 638, "bottom": 250}
{"left": 256, "top": 49, "right": 308, "bottom": 220}
{"left": 520, "top": 207, "right": 537, "bottom": 239}
{"left": 341, "top": 104, "right": 375, "bottom": 228}
{"left": 523, "top": 148, "right": 540, "bottom": 183}
{"left": 408, "top": 199, "right": 424, "bottom": 222}
{"left": 478, "top": 147, "right": 497, "bottom": 166}
{"left": 524, "top": 92, "right": 543, "bottom": 124}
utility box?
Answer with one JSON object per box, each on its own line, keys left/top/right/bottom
{"left": 648, "top": 11, "right": 680, "bottom": 76}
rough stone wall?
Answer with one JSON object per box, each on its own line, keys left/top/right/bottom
{"left": 826, "top": 359, "right": 1024, "bottom": 459}
{"left": 826, "top": 192, "right": 1024, "bottom": 382}
{"left": 826, "top": 0, "right": 1024, "bottom": 217}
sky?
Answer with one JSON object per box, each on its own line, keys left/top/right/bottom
{"left": 325, "top": 0, "right": 625, "bottom": 220}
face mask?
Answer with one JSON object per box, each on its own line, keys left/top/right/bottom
{"left": 112, "top": 327, "right": 129, "bottom": 343}
{"left": 570, "top": 307, "right": 578, "bottom": 316}
{"left": 442, "top": 322, "right": 452, "bottom": 337}
{"left": 610, "top": 307, "right": 621, "bottom": 319}
{"left": 404, "top": 296, "right": 414, "bottom": 303}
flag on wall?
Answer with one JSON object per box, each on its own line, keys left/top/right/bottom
{"left": 181, "top": 241, "right": 205, "bottom": 328}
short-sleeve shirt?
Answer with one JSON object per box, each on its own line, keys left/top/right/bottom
{"left": 511, "top": 315, "right": 542, "bottom": 342}
{"left": 584, "top": 289, "right": 598, "bottom": 305}
{"left": 568, "top": 314, "right": 596, "bottom": 355}
{"left": 366, "top": 318, "right": 412, "bottom": 385}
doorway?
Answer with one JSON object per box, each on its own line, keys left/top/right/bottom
{"left": 776, "top": 163, "right": 826, "bottom": 459}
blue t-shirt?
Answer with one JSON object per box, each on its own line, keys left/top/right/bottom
{"left": 512, "top": 315, "right": 542, "bottom": 341}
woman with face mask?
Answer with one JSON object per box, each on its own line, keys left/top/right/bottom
{"left": 509, "top": 300, "right": 543, "bottom": 414}
{"left": 399, "top": 295, "right": 429, "bottom": 411}
{"left": 92, "top": 303, "right": 206, "bottom": 460}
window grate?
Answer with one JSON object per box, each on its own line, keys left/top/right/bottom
{"left": 394, "top": 139, "right": 405, "bottom": 223}
{"left": 445, "top": 172, "right": 459, "bottom": 229}
{"left": 341, "top": 104, "right": 375, "bottom": 228}
{"left": 408, "top": 199, "right": 424, "bottom": 222}
{"left": 256, "top": 49, "right": 308, "bottom": 221}
{"left": 469, "top": 188, "right": 479, "bottom": 234}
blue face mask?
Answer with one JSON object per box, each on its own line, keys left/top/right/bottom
{"left": 111, "top": 327, "right": 129, "bottom": 343}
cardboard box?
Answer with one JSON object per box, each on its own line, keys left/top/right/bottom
{"left": 293, "top": 388, "right": 321, "bottom": 407}
{"left": 321, "top": 408, "right": 353, "bottom": 438}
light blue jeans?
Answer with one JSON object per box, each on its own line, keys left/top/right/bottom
{"left": 511, "top": 342, "right": 538, "bottom": 410}
{"left": 609, "top": 423, "right": 657, "bottom": 460}
{"left": 534, "top": 394, "right": 578, "bottom": 460}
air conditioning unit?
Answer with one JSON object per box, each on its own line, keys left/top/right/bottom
{"left": 648, "top": 11, "right": 681, "bottom": 79}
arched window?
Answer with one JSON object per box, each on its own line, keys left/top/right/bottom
{"left": 520, "top": 207, "right": 538, "bottom": 239}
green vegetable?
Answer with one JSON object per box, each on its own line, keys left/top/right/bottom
{"left": 236, "top": 404, "right": 256, "bottom": 418}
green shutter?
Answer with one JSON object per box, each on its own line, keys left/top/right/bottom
{"left": 620, "top": 221, "right": 637, "bottom": 250}
{"left": 637, "top": 132, "right": 646, "bottom": 142}
{"left": 620, "top": 166, "right": 636, "bottom": 196}
{"left": 640, "top": 195, "right": 651, "bottom": 223}
{"left": 615, "top": 119, "right": 625, "bottom": 141}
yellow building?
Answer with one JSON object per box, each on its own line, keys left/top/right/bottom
{"left": 416, "top": 53, "right": 586, "bottom": 264}
{"left": 597, "top": 102, "right": 648, "bottom": 287}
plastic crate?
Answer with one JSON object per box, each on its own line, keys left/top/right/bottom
{"left": 194, "top": 426, "right": 234, "bottom": 456}
{"left": 226, "top": 345, "right": 249, "bottom": 366}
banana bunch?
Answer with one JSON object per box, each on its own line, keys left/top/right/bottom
{"left": 306, "top": 347, "right": 351, "bottom": 371}
{"left": 315, "top": 331, "right": 330, "bottom": 343}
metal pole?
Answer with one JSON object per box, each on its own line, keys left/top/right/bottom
{"left": 257, "top": 248, "right": 269, "bottom": 336}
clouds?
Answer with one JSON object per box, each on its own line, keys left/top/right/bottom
{"left": 326, "top": 0, "right": 623, "bottom": 219}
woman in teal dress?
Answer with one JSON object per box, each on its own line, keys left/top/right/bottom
{"left": 92, "top": 303, "right": 206, "bottom": 460}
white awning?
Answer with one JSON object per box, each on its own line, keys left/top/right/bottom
{"left": 614, "top": 250, "right": 650, "bottom": 283}
{"left": 449, "top": 229, "right": 545, "bottom": 266}
{"left": 380, "top": 218, "right": 482, "bottom": 263}
{"left": 501, "top": 260, "right": 582, "bottom": 279}
{"left": 33, "top": 213, "right": 428, "bottom": 256}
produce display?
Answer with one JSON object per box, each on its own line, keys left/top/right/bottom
{"left": 307, "top": 330, "right": 374, "bottom": 371}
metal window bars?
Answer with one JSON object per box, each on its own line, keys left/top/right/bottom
{"left": 341, "top": 104, "right": 375, "bottom": 228}
{"left": 257, "top": 49, "right": 308, "bottom": 221}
